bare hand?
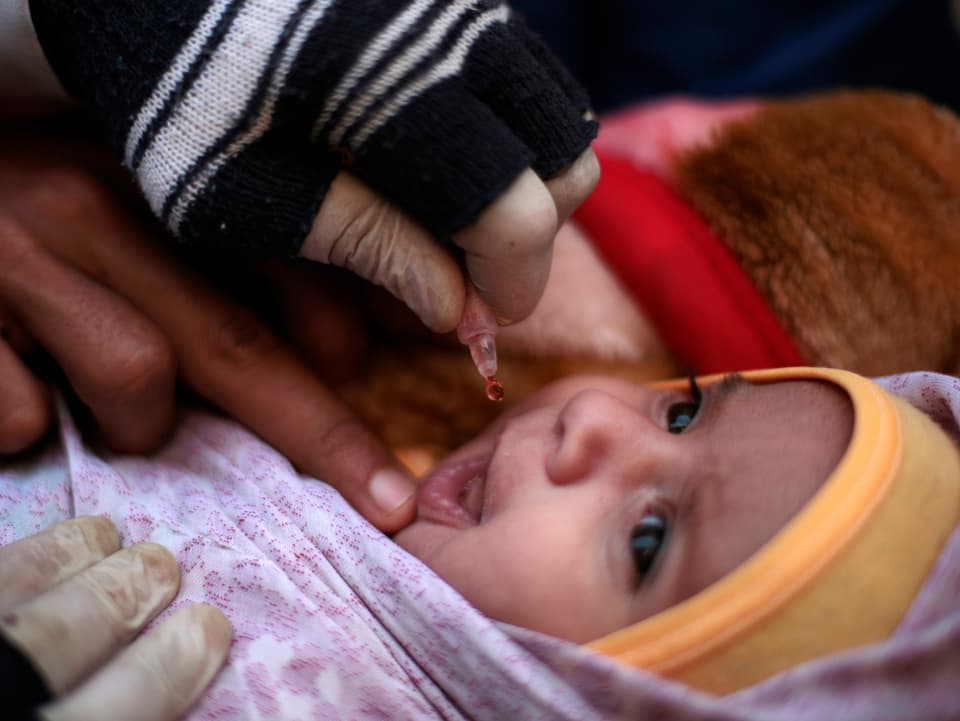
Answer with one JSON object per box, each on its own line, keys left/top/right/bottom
{"left": 0, "top": 136, "right": 417, "bottom": 531}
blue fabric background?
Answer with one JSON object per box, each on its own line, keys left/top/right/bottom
{"left": 513, "top": 0, "right": 960, "bottom": 111}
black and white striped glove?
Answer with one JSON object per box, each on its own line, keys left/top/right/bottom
{"left": 28, "top": 0, "right": 597, "bottom": 259}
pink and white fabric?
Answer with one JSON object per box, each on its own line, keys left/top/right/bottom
{"left": 1, "top": 371, "right": 959, "bottom": 721}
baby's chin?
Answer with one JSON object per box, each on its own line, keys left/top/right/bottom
{"left": 392, "top": 518, "right": 448, "bottom": 560}
{"left": 392, "top": 443, "right": 496, "bottom": 554}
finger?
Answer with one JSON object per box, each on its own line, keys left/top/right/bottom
{"left": 45, "top": 213, "right": 418, "bottom": 533}
{"left": 0, "top": 304, "right": 37, "bottom": 355}
{"left": 543, "top": 147, "right": 600, "bottom": 225}
{"left": 256, "top": 261, "right": 369, "bottom": 384}
{"left": 0, "top": 337, "right": 51, "bottom": 454}
{"left": 0, "top": 517, "right": 120, "bottom": 612}
{"left": 301, "top": 172, "right": 465, "bottom": 333}
{"left": 0, "top": 216, "right": 177, "bottom": 452}
{"left": 40, "top": 604, "right": 231, "bottom": 721}
{"left": 0, "top": 543, "right": 180, "bottom": 694}
{"left": 454, "top": 168, "right": 558, "bottom": 324}
{"left": 183, "top": 305, "right": 417, "bottom": 531}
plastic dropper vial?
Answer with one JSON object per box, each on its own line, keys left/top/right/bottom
{"left": 456, "top": 283, "right": 504, "bottom": 402}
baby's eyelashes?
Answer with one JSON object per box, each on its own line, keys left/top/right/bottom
{"left": 630, "top": 510, "right": 668, "bottom": 585}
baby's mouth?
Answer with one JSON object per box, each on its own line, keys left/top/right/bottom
{"left": 417, "top": 455, "right": 489, "bottom": 529}
{"left": 458, "top": 470, "right": 486, "bottom": 524}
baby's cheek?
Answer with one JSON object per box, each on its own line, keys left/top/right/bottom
{"left": 497, "top": 222, "right": 663, "bottom": 361}
{"left": 453, "top": 523, "right": 623, "bottom": 643}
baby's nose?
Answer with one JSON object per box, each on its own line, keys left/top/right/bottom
{"left": 546, "top": 389, "right": 676, "bottom": 487}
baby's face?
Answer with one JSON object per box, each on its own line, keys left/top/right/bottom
{"left": 394, "top": 375, "right": 852, "bottom": 643}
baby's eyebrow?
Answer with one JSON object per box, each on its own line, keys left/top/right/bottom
{"left": 697, "top": 373, "right": 748, "bottom": 427}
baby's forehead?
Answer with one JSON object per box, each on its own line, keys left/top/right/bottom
{"left": 691, "top": 374, "right": 842, "bottom": 410}
{"left": 666, "top": 378, "right": 850, "bottom": 493}
{"left": 701, "top": 379, "right": 851, "bottom": 495}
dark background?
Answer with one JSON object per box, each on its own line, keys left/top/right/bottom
{"left": 512, "top": 0, "right": 960, "bottom": 112}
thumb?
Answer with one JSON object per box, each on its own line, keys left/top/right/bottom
{"left": 300, "top": 172, "right": 465, "bottom": 333}
{"left": 453, "top": 168, "right": 558, "bottom": 324}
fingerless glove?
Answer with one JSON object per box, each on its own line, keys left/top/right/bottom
{"left": 29, "top": 0, "right": 598, "bottom": 253}
{"left": 0, "top": 632, "right": 50, "bottom": 721}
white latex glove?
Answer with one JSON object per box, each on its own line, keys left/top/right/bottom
{"left": 301, "top": 149, "right": 599, "bottom": 332}
{"left": 0, "top": 517, "right": 231, "bottom": 721}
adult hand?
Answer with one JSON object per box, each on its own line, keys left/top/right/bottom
{"left": 29, "top": 0, "right": 600, "bottom": 329}
{"left": 0, "top": 136, "right": 418, "bottom": 531}
{"left": 301, "top": 147, "right": 599, "bottom": 331}
{"left": 0, "top": 517, "right": 231, "bottom": 721}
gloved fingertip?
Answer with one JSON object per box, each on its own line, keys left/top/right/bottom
{"left": 187, "top": 604, "right": 233, "bottom": 657}
{"left": 140, "top": 604, "right": 232, "bottom": 713}
{"left": 125, "top": 543, "right": 182, "bottom": 603}
{"left": 456, "top": 168, "right": 557, "bottom": 324}
{"left": 69, "top": 516, "right": 122, "bottom": 557}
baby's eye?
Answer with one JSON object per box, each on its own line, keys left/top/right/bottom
{"left": 666, "top": 401, "right": 699, "bottom": 433}
{"left": 666, "top": 376, "right": 703, "bottom": 434}
{"left": 631, "top": 512, "right": 668, "bottom": 583}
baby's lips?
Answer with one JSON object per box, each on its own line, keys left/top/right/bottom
{"left": 417, "top": 455, "right": 490, "bottom": 529}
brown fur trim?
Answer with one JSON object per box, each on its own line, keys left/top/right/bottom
{"left": 675, "top": 90, "right": 960, "bottom": 375}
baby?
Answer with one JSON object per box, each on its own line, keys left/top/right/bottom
{"left": 2, "top": 368, "right": 958, "bottom": 716}
{"left": 394, "top": 366, "right": 960, "bottom": 694}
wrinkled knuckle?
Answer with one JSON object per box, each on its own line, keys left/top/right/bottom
{"left": 331, "top": 196, "right": 398, "bottom": 268}
{"left": 0, "top": 399, "right": 50, "bottom": 454}
{"left": 312, "top": 415, "right": 370, "bottom": 464}
{"left": 211, "top": 308, "right": 284, "bottom": 371}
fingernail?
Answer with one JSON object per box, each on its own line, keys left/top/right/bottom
{"left": 369, "top": 469, "right": 416, "bottom": 515}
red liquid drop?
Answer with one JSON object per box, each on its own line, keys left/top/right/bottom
{"left": 485, "top": 376, "right": 505, "bottom": 402}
